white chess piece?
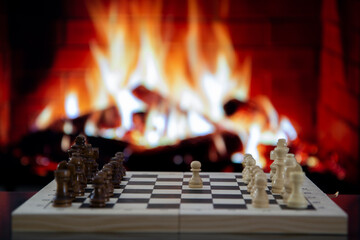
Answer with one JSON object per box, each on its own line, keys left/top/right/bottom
{"left": 269, "top": 150, "right": 276, "bottom": 180}
{"left": 270, "top": 139, "right": 287, "bottom": 180}
{"left": 247, "top": 166, "right": 261, "bottom": 193}
{"left": 251, "top": 170, "right": 266, "bottom": 197}
{"left": 283, "top": 154, "right": 302, "bottom": 202}
{"left": 243, "top": 157, "right": 256, "bottom": 184}
{"left": 271, "top": 140, "right": 289, "bottom": 194}
{"left": 283, "top": 164, "right": 303, "bottom": 202}
{"left": 252, "top": 173, "right": 269, "bottom": 208}
{"left": 242, "top": 153, "right": 252, "bottom": 175}
{"left": 282, "top": 154, "right": 297, "bottom": 197}
{"left": 189, "top": 161, "right": 203, "bottom": 188}
{"left": 287, "top": 171, "right": 308, "bottom": 209}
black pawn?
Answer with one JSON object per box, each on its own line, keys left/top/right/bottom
{"left": 103, "top": 164, "right": 114, "bottom": 196}
{"left": 97, "top": 171, "right": 110, "bottom": 201}
{"left": 110, "top": 159, "right": 122, "bottom": 188}
{"left": 90, "top": 175, "right": 106, "bottom": 208}
{"left": 115, "top": 152, "right": 126, "bottom": 176}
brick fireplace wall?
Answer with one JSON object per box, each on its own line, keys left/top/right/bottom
{"left": 318, "top": 0, "right": 359, "bottom": 182}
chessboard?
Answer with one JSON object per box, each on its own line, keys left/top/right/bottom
{"left": 12, "top": 171, "right": 347, "bottom": 234}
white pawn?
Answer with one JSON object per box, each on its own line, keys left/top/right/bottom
{"left": 282, "top": 154, "right": 297, "bottom": 193}
{"left": 270, "top": 139, "right": 287, "bottom": 180}
{"left": 287, "top": 171, "right": 308, "bottom": 209}
{"left": 282, "top": 154, "right": 301, "bottom": 202}
{"left": 242, "top": 154, "right": 252, "bottom": 175}
{"left": 243, "top": 157, "right": 256, "bottom": 184}
{"left": 269, "top": 150, "right": 276, "bottom": 180}
{"left": 252, "top": 173, "right": 269, "bottom": 208}
{"left": 283, "top": 164, "right": 303, "bottom": 202}
{"left": 247, "top": 166, "right": 261, "bottom": 193}
{"left": 251, "top": 171, "right": 266, "bottom": 197}
{"left": 189, "top": 161, "right": 203, "bottom": 188}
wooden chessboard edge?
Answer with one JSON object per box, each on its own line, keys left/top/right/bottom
{"left": 12, "top": 213, "right": 179, "bottom": 233}
{"left": 179, "top": 214, "right": 348, "bottom": 234}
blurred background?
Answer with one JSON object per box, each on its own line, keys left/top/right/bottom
{"left": 0, "top": 0, "right": 358, "bottom": 193}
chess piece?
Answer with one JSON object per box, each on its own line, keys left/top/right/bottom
{"left": 84, "top": 144, "right": 97, "bottom": 184}
{"left": 97, "top": 171, "right": 110, "bottom": 201}
{"left": 282, "top": 154, "right": 297, "bottom": 200}
{"left": 270, "top": 139, "right": 287, "bottom": 180}
{"left": 103, "top": 164, "right": 114, "bottom": 197}
{"left": 271, "top": 139, "right": 289, "bottom": 194}
{"left": 57, "top": 160, "right": 75, "bottom": 199}
{"left": 53, "top": 169, "right": 72, "bottom": 207}
{"left": 90, "top": 175, "right": 106, "bottom": 208}
{"left": 92, "top": 147, "right": 99, "bottom": 176}
{"left": 250, "top": 168, "right": 265, "bottom": 196}
{"left": 251, "top": 171, "right": 267, "bottom": 197}
{"left": 247, "top": 166, "right": 261, "bottom": 193}
{"left": 189, "top": 161, "right": 203, "bottom": 188}
{"left": 110, "top": 158, "right": 122, "bottom": 188}
{"left": 283, "top": 163, "right": 303, "bottom": 203}
{"left": 69, "top": 153, "right": 86, "bottom": 196}
{"left": 287, "top": 171, "right": 308, "bottom": 209}
{"left": 269, "top": 150, "right": 276, "bottom": 180}
{"left": 242, "top": 153, "right": 252, "bottom": 175}
{"left": 252, "top": 172, "right": 269, "bottom": 208}
{"left": 67, "top": 162, "right": 76, "bottom": 199}
{"left": 115, "top": 152, "right": 126, "bottom": 176}
{"left": 67, "top": 134, "right": 87, "bottom": 158}
{"left": 243, "top": 156, "right": 256, "bottom": 184}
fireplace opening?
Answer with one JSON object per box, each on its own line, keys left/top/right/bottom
{"left": 0, "top": 0, "right": 359, "bottom": 193}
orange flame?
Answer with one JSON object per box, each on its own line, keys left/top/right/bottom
{"left": 34, "top": 0, "right": 297, "bottom": 164}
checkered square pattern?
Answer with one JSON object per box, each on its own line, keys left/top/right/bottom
{"left": 73, "top": 173, "right": 315, "bottom": 211}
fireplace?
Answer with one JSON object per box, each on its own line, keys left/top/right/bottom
{"left": 0, "top": 0, "right": 359, "bottom": 193}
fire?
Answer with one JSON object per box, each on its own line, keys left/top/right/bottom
{"left": 65, "top": 92, "right": 80, "bottom": 120}
{"left": 34, "top": 0, "right": 298, "bottom": 166}
{"left": 35, "top": 105, "right": 53, "bottom": 130}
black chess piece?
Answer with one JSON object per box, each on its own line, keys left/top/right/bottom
{"left": 115, "top": 152, "right": 126, "bottom": 176}
{"left": 53, "top": 169, "right": 72, "bottom": 207}
{"left": 57, "top": 160, "right": 75, "bottom": 199}
{"left": 96, "top": 171, "right": 110, "bottom": 201}
{"left": 102, "top": 165, "right": 114, "bottom": 197}
{"left": 67, "top": 134, "right": 87, "bottom": 158}
{"left": 67, "top": 162, "right": 76, "bottom": 199}
{"left": 69, "top": 153, "right": 86, "bottom": 196}
{"left": 84, "top": 144, "right": 96, "bottom": 184}
{"left": 90, "top": 175, "right": 106, "bottom": 208}
{"left": 110, "top": 158, "right": 122, "bottom": 188}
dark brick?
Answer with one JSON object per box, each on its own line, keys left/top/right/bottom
{"left": 225, "top": 0, "right": 321, "bottom": 19}
{"left": 320, "top": 80, "right": 359, "bottom": 128}
{"left": 271, "top": 20, "right": 321, "bottom": 46}
{"left": 65, "top": 20, "right": 95, "bottom": 45}
{"left": 317, "top": 103, "right": 359, "bottom": 160}
{"left": 322, "top": 21, "right": 343, "bottom": 55}
{"left": 52, "top": 47, "right": 93, "bottom": 71}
